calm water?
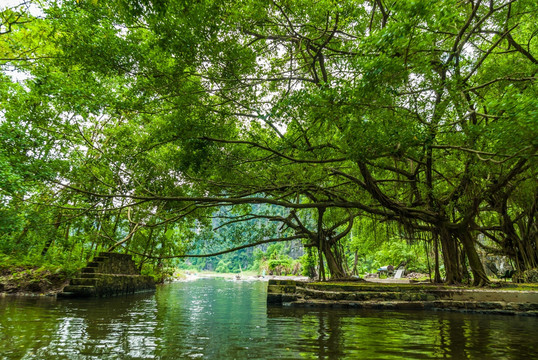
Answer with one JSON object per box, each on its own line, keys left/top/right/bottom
{"left": 1, "top": 278, "right": 537, "bottom": 359}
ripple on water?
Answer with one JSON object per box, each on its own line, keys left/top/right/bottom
{"left": 1, "top": 279, "right": 538, "bottom": 359}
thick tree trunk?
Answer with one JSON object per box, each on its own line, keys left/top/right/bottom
{"left": 500, "top": 195, "right": 538, "bottom": 273}
{"left": 460, "top": 231, "right": 490, "bottom": 286}
{"left": 305, "top": 247, "right": 317, "bottom": 279}
{"left": 352, "top": 250, "right": 359, "bottom": 276}
{"left": 434, "top": 234, "right": 442, "bottom": 283}
{"left": 318, "top": 246, "right": 326, "bottom": 281}
{"left": 438, "top": 225, "right": 462, "bottom": 284}
{"left": 322, "top": 243, "right": 347, "bottom": 279}
{"left": 317, "top": 208, "right": 326, "bottom": 281}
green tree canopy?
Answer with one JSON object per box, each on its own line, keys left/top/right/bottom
{"left": 1, "top": 0, "right": 536, "bottom": 283}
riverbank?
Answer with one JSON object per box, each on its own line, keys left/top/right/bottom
{"left": 267, "top": 280, "right": 538, "bottom": 316}
{"left": 0, "top": 266, "right": 71, "bottom": 296}
{"left": 170, "top": 270, "right": 309, "bottom": 282}
{"left": 0, "top": 267, "right": 306, "bottom": 296}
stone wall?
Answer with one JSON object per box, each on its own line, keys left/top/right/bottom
{"left": 267, "top": 280, "right": 297, "bottom": 304}
{"left": 60, "top": 252, "right": 155, "bottom": 298}
{"left": 267, "top": 280, "right": 538, "bottom": 315}
{"left": 88, "top": 252, "right": 139, "bottom": 275}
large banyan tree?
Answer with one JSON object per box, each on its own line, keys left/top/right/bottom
{"left": 1, "top": 0, "right": 537, "bottom": 284}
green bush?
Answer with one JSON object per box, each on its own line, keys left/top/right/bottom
{"left": 215, "top": 259, "right": 232, "bottom": 273}
{"left": 299, "top": 250, "right": 316, "bottom": 277}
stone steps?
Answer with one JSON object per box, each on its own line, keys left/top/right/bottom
{"left": 62, "top": 285, "right": 97, "bottom": 297}
{"left": 303, "top": 283, "right": 448, "bottom": 293}
{"left": 59, "top": 252, "right": 155, "bottom": 298}
{"left": 297, "top": 288, "right": 436, "bottom": 302}
{"left": 79, "top": 273, "right": 97, "bottom": 279}
{"left": 70, "top": 278, "right": 98, "bottom": 286}
{"left": 267, "top": 279, "right": 538, "bottom": 315}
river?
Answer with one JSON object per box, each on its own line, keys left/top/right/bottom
{"left": 1, "top": 277, "right": 537, "bottom": 359}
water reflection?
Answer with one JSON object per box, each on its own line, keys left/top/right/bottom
{"left": 0, "top": 293, "right": 158, "bottom": 359}
{"left": 154, "top": 279, "right": 269, "bottom": 359}
{"left": 266, "top": 306, "right": 538, "bottom": 359}
{"left": 1, "top": 279, "right": 537, "bottom": 359}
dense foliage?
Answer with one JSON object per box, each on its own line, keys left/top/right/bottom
{"left": 1, "top": 0, "right": 536, "bottom": 285}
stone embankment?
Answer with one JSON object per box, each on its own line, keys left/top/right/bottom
{"left": 60, "top": 252, "right": 155, "bottom": 298}
{"left": 267, "top": 280, "right": 538, "bottom": 316}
